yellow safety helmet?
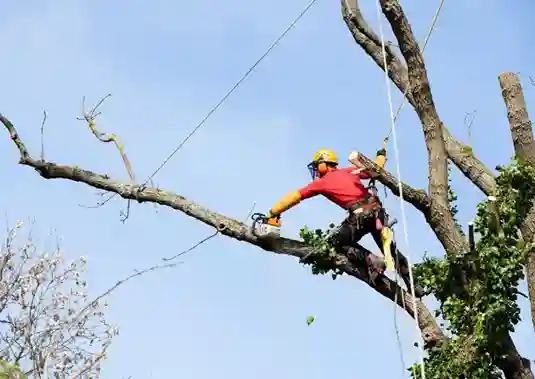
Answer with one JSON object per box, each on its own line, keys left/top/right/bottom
{"left": 307, "top": 149, "right": 339, "bottom": 179}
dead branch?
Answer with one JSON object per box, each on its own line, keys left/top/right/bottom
{"left": 341, "top": 0, "right": 497, "bottom": 196}
{"left": 464, "top": 110, "right": 477, "bottom": 147}
{"left": 80, "top": 95, "right": 136, "bottom": 183}
{"left": 341, "top": 0, "right": 408, "bottom": 98}
{"left": 499, "top": 72, "right": 535, "bottom": 331}
{"left": 40, "top": 111, "right": 47, "bottom": 162}
{"left": 0, "top": 112, "right": 445, "bottom": 349}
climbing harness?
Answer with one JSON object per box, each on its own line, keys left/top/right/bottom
{"left": 351, "top": 194, "right": 397, "bottom": 271}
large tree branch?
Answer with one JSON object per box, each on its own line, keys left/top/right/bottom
{"left": 499, "top": 72, "right": 535, "bottom": 331}
{"left": 341, "top": 0, "right": 408, "bottom": 99}
{"left": 342, "top": 1, "right": 530, "bottom": 376}
{"left": 379, "top": 0, "right": 466, "bottom": 255}
{"left": 0, "top": 112, "right": 445, "bottom": 349}
{"left": 381, "top": 6, "right": 531, "bottom": 378}
{"left": 341, "top": 0, "right": 497, "bottom": 196}
{"left": 499, "top": 333, "right": 534, "bottom": 379}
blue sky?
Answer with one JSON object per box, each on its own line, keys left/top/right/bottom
{"left": 1, "top": 0, "right": 534, "bottom": 377}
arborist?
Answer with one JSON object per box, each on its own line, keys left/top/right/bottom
{"left": 264, "top": 146, "right": 420, "bottom": 295}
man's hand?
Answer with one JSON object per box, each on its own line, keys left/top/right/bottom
{"left": 265, "top": 210, "right": 279, "bottom": 220}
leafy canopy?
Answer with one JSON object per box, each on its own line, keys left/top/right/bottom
{"left": 299, "top": 159, "right": 535, "bottom": 378}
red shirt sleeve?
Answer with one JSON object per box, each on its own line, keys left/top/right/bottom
{"left": 298, "top": 179, "right": 324, "bottom": 200}
{"left": 341, "top": 166, "right": 370, "bottom": 179}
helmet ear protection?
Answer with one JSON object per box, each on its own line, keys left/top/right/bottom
{"left": 317, "top": 161, "right": 328, "bottom": 176}
{"left": 308, "top": 150, "right": 339, "bottom": 180}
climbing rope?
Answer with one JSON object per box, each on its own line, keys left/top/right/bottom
{"left": 97, "top": 0, "right": 319, "bottom": 209}
{"left": 140, "top": 0, "right": 319, "bottom": 188}
{"left": 374, "top": 1, "right": 446, "bottom": 378}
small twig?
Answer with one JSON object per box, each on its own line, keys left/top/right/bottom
{"left": 162, "top": 232, "right": 219, "bottom": 262}
{"left": 78, "top": 95, "right": 137, "bottom": 216}
{"left": 40, "top": 111, "right": 47, "bottom": 162}
{"left": 515, "top": 72, "right": 535, "bottom": 87}
{"left": 120, "top": 200, "right": 131, "bottom": 223}
{"left": 464, "top": 110, "right": 477, "bottom": 147}
{"left": 78, "top": 94, "right": 136, "bottom": 183}
{"left": 162, "top": 201, "right": 257, "bottom": 262}
{"left": 72, "top": 262, "right": 178, "bottom": 327}
{"left": 518, "top": 290, "right": 529, "bottom": 299}
{"left": 70, "top": 345, "right": 108, "bottom": 379}
{"left": 78, "top": 193, "right": 116, "bottom": 209}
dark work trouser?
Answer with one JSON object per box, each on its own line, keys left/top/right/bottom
{"left": 334, "top": 206, "right": 412, "bottom": 289}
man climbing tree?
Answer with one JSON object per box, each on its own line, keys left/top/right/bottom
{"left": 1, "top": 0, "right": 534, "bottom": 378}
{"left": 263, "top": 146, "right": 421, "bottom": 295}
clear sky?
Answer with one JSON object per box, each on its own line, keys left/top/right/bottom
{"left": 1, "top": 0, "right": 534, "bottom": 378}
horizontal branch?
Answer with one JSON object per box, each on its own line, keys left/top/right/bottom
{"left": 357, "top": 153, "right": 431, "bottom": 214}
{"left": 1, "top": 112, "right": 445, "bottom": 348}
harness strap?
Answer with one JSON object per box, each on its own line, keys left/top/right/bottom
{"left": 348, "top": 196, "right": 381, "bottom": 213}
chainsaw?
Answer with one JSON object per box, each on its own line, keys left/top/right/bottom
{"left": 251, "top": 213, "right": 281, "bottom": 239}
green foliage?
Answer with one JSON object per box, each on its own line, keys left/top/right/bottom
{"left": 297, "top": 159, "right": 534, "bottom": 378}
{"left": 299, "top": 224, "right": 344, "bottom": 280}
{"left": 411, "top": 159, "right": 535, "bottom": 378}
{"left": 0, "top": 360, "right": 27, "bottom": 379}
{"left": 447, "top": 162, "right": 464, "bottom": 235}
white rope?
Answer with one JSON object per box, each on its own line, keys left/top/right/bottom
{"left": 392, "top": 230, "right": 408, "bottom": 378}
{"left": 141, "top": 0, "right": 320, "bottom": 186}
{"left": 386, "top": 2, "right": 445, "bottom": 376}
{"left": 374, "top": 1, "right": 430, "bottom": 378}
{"left": 386, "top": 0, "right": 446, "bottom": 138}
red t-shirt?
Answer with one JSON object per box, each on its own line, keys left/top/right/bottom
{"left": 298, "top": 167, "right": 371, "bottom": 209}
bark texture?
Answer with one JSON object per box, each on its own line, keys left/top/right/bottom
{"left": 341, "top": 0, "right": 497, "bottom": 196}
{"left": 499, "top": 72, "right": 535, "bottom": 331}
{"left": 340, "top": 0, "right": 532, "bottom": 377}
{"left": 1, "top": 2, "right": 534, "bottom": 378}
